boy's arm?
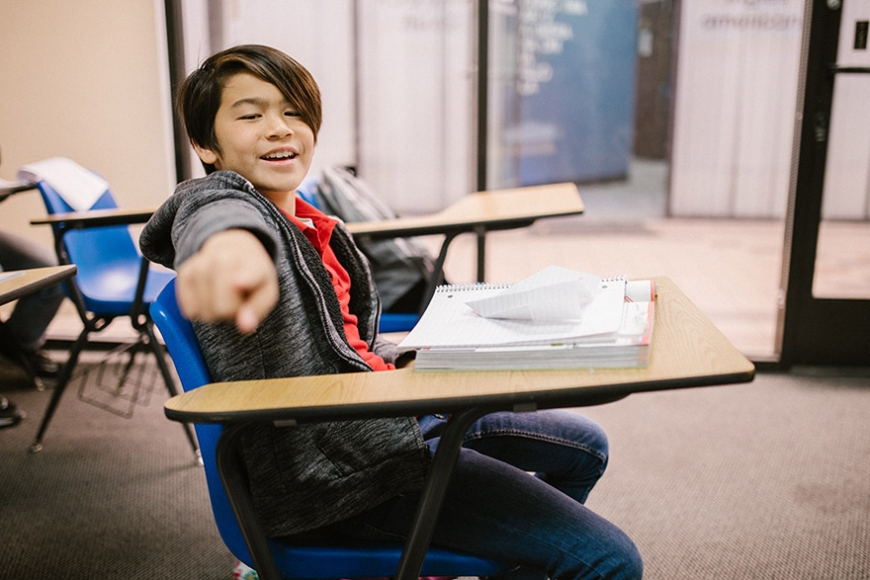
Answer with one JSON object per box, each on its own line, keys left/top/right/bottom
{"left": 175, "top": 228, "right": 279, "bottom": 334}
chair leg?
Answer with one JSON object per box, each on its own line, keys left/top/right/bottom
{"left": 29, "top": 328, "right": 89, "bottom": 453}
{"left": 144, "top": 321, "right": 200, "bottom": 460}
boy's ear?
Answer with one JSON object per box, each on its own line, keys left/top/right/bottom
{"left": 193, "top": 143, "right": 219, "bottom": 166}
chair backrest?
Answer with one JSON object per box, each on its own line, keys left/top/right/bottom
{"left": 37, "top": 178, "right": 138, "bottom": 261}
{"left": 151, "top": 279, "right": 514, "bottom": 579}
{"left": 295, "top": 177, "right": 321, "bottom": 207}
{"left": 149, "top": 279, "right": 252, "bottom": 562}
{"left": 37, "top": 179, "right": 172, "bottom": 315}
{"left": 295, "top": 178, "right": 418, "bottom": 333}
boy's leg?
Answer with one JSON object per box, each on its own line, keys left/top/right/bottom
{"left": 418, "top": 410, "right": 609, "bottom": 504}
{"left": 331, "top": 446, "right": 642, "bottom": 580}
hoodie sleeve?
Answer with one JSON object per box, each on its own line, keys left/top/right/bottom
{"left": 140, "top": 173, "right": 280, "bottom": 270}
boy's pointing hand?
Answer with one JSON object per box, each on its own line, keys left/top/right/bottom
{"left": 176, "top": 229, "right": 279, "bottom": 334}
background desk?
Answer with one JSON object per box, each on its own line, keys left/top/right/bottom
{"left": 0, "top": 265, "right": 77, "bottom": 389}
{"left": 165, "top": 277, "right": 754, "bottom": 580}
{"left": 347, "top": 182, "right": 584, "bottom": 287}
{"left": 0, "top": 179, "right": 37, "bottom": 204}
{"left": 31, "top": 182, "right": 584, "bottom": 306}
{"left": 0, "top": 265, "right": 76, "bottom": 306}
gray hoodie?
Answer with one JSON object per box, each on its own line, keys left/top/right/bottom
{"left": 140, "top": 171, "right": 429, "bottom": 537}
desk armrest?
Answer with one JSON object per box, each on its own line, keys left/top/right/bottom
{"left": 346, "top": 182, "right": 584, "bottom": 240}
{"left": 0, "top": 265, "right": 78, "bottom": 306}
{"left": 164, "top": 278, "right": 755, "bottom": 426}
{"left": 0, "top": 181, "right": 38, "bottom": 202}
{"left": 30, "top": 207, "right": 156, "bottom": 228}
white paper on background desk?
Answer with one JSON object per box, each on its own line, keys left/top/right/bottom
{"left": 466, "top": 265, "right": 600, "bottom": 321}
{"left": 17, "top": 157, "right": 108, "bottom": 212}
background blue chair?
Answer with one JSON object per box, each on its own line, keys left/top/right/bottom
{"left": 150, "top": 278, "right": 514, "bottom": 580}
{"left": 29, "top": 174, "right": 197, "bottom": 456}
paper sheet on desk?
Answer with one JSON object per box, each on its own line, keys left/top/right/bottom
{"left": 466, "top": 266, "right": 600, "bottom": 320}
{"left": 18, "top": 157, "right": 108, "bottom": 212}
{"left": 398, "top": 269, "right": 626, "bottom": 351}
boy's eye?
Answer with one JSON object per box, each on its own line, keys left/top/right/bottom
{"left": 285, "top": 111, "right": 301, "bottom": 118}
{"left": 239, "top": 113, "right": 261, "bottom": 120}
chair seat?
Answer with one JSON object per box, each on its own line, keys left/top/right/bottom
{"left": 379, "top": 312, "right": 420, "bottom": 333}
{"left": 77, "top": 265, "right": 175, "bottom": 316}
{"left": 268, "top": 539, "right": 513, "bottom": 579}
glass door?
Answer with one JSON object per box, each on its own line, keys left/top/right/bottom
{"left": 779, "top": 0, "right": 870, "bottom": 366}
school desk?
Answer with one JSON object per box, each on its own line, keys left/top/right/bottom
{"left": 163, "top": 276, "right": 755, "bottom": 580}
{"left": 0, "top": 265, "right": 77, "bottom": 307}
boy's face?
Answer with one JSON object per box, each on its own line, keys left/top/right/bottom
{"left": 194, "top": 72, "right": 315, "bottom": 206}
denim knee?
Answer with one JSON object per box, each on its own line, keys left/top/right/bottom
{"left": 614, "top": 537, "right": 644, "bottom": 580}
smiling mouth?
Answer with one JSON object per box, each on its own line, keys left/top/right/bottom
{"left": 261, "top": 151, "right": 297, "bottom": 161}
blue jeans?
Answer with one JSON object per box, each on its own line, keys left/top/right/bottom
{"left": 331, "top": 410, "right": 643, "bottom": 580}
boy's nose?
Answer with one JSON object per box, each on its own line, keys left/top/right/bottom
{"left": 267, "top": 114, "right": 293, "bottom": 138}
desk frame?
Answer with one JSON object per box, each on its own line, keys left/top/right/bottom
{"left": 165, "top": 277, "right": 754, "bottom": 580}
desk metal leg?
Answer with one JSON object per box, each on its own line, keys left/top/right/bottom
{"left": 395, "top": 407, "right": 487, "bottom": 580}
{"left": 475, "top": 227, "right": 486, "bottom": 282}
{"left": 419, "top": 231, "right": 460, "bottom": 315}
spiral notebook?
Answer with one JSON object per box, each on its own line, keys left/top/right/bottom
{"left": 399, "top": 273, "right": 655, "bottom": 371}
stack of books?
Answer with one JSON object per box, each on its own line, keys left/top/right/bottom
{"left": 398, "top": 267, "right": 655, "bottom": 371}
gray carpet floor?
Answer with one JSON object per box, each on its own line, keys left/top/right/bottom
{"left": 2, "top": 355, "right": 869, "bottom": 579}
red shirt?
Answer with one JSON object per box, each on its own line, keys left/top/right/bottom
{"left": 282, "top": 198, "right": 394, "bottom": 372}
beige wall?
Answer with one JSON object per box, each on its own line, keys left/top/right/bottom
{"left": 0, "top": 0, "right": 174, "bottom": 248}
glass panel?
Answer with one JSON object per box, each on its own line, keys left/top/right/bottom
{"left": 177, "top": 0, "right": 803, "bottom": 359}
{"left": 487, "top": 1, "right": 638, "bottom": 189}
{"left": 813, "top": 4, "right": 870, "bottom": 300}
{"left": 486, "top": 0, "right": 800, "bottom": 359}
{"left": 813, "top": 220, "right": 870, "bottom": 299}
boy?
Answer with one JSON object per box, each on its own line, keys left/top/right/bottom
{"left": 141, "top": 45, "right": 641, "bottom": 580}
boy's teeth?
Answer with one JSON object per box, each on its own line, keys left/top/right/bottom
{"left": 264, "top": 152, "right": 295, "bottom": 159}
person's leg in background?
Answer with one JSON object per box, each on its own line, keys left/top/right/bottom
{"left": 0, "top": 395, "right": 23, "bottom": 428}
{"left": 0, "top": 229, "right": 65, "bottom": 377}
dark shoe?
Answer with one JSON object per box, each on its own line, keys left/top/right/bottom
{"left": 23, "top": 349, "right": 60, "bottom": 379}
{"left": 0, "top": 396, "right": 24, "bottom": 429}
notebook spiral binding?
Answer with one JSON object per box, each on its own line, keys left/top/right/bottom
{"left": 436, "top": 274, "right": 628, "bottom": 294}
{"left": 600, "top": 274, "right": 628, "bottom": 289}
{"left": 434, "top": 282, "right": 512, "bottom": 293}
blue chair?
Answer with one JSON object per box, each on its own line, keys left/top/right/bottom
{"left": 295, "top": 179, "right": 422, "bottom": 334}
{"left": 150, "top": 278, "right": 514, "bottom": 580}
{"left": 29, "top": 174, "right": 197, "bottom": 456}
